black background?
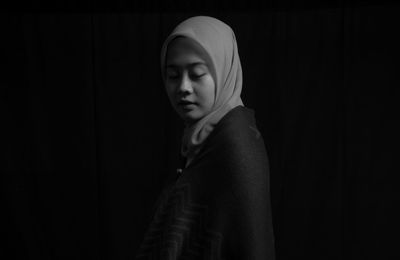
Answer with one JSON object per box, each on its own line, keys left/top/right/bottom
{"left": 2, "top": 1, "right": 400, "bottom": 259}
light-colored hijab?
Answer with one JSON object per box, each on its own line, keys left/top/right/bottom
{"left": 160, "top": 16, "right": 244, "bottom": 167}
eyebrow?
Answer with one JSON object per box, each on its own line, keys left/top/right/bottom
{"left": 166, "top": 62, "right": 207, "bottom": 69}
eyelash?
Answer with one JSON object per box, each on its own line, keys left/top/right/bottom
{"left": 167, "top": 73, "right": 205, "bottom": 80}
{"left": 192, "top": 73, "right": 205, "bottom": 79}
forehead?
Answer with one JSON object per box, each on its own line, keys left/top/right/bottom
{"left": 166, "top": 37, "right": 210, "bottom": 67}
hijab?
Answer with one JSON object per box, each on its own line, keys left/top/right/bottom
{"left": 160, "top": 16, "right": 244, "bottom": 167}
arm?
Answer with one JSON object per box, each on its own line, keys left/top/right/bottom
{"left": 221, "top": 123, "right": 276, "bottom": 260}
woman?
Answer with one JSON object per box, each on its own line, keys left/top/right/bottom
{"left": 136, "top": 16, "right": 275, "bottom": 260}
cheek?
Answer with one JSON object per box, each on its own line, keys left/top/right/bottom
{"left": 165, "top": 81, "right": 175, "bottom": 94}
{"left": 202, "top": 78, "right": 215, "bottom": 107}
{"left": 165, "top": 84, "right": 176, "bottom": 103}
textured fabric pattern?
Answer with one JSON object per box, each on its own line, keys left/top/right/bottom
{"left": 136, "top": 183, "right": 223, "bottom": 260}
{"left": 136, "top": 106, "right": 275, "bottom": 260}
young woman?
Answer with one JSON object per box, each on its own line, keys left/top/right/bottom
{"left": 136, "top": 16, "right": 275, "bottom": 260}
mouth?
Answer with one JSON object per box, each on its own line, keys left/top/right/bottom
{"left": 177, "top": 101, "right": 196, "bottom": 110}
{"left": 178, "top": 100, "right": 196, "bottom": 106}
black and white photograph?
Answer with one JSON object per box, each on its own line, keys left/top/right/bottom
{"left": 2, "top": 1, "right": 399, "bottom": 259}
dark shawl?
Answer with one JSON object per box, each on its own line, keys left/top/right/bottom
{"left": 136, "top": 106, "right": 275, "bottom": 260}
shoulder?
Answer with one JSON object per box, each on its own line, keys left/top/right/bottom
{"left": 206, "top": 106, "right": 270, "bottom": 180}
{"left": 202, "top": 106, "right": 271, "bottom": 212}
{"left": 211, "top": 106, "right": 267, "bottom": 157}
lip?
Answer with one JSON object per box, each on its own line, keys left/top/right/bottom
{"left": 178, "top": 100, "right": 196, "bottom": 106}
{"left": 177, "top": 101, "right": 196, "bottom": 111}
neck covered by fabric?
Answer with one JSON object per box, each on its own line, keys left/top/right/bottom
{"left": 160, "top": 16, "right": 244, "bottom": 166}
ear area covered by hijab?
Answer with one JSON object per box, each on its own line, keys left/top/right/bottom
{"left": 160, "top": 16, "right": 244, "bottom": 167}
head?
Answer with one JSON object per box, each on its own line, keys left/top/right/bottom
{"left": 160, "top": 16, "right": 244, "bottom": 161}
{"left": 164, "top": 36, "right": 216, "bottom": 124}
{"left": 161, "top": 16, "right": 243, "bottom": 126}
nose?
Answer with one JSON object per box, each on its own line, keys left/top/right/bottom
{"left": 178, "top": 74, "right": 193, "bottom": 94}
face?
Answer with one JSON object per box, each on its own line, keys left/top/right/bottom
{"left": 165, "top": 37, "right": 215, "bottom": 124}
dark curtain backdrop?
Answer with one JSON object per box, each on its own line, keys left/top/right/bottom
{"left": 2, "top": 4, "right": 399, "bottom": 260}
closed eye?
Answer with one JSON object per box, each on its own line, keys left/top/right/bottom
{"left": 167, "top": 74, "right": 180, "bottom": 80}
{"left": 190, "top": 73, "right": 206, "bottom": 80}
{"left": 166, "top": 70, "right": 180, "bottom": 80}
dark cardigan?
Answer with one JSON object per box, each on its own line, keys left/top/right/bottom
{"left": 136, "top": 106, "right": 275, "bottom": 260}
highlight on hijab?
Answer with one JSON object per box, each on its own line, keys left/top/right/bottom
{"left": 160, "top": 16, "right": 244, "bottom": 167}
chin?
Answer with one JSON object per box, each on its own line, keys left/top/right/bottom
{"left": 181, "top": 112, "right": 203, "bottom": 124}
{"left": 182, "top": 116, "right": 199, "bottom": 124}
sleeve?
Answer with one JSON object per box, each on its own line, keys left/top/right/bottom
{"left": 221, "top": 124, "right": 276, "bottom": 260}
